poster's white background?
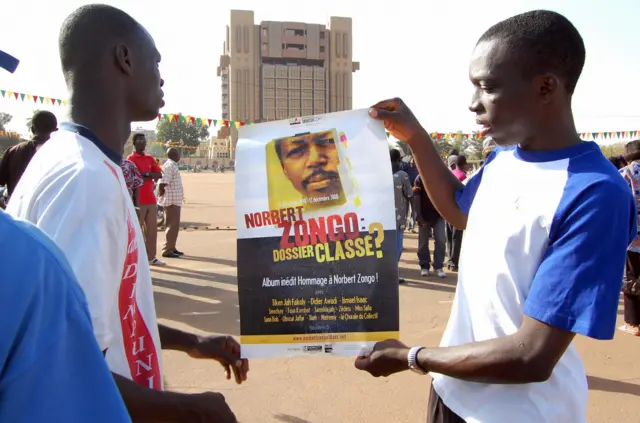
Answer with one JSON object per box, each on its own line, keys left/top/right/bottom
{"left": 235, "top": 109, "right": 396, "bottom": 240}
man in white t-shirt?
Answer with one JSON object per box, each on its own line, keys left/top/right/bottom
{"left": 354, "top": 10, "right": 636, "bottom": 423}
{"left": 7, "top": 5, "right": 246, "bottom": 423}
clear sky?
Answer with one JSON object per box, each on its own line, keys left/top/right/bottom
{"left": 1, "top": 0, "right": 639, "bottom": 143}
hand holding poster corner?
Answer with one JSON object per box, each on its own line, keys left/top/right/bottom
{"left": 235, "top": 109, "right": 399, "bottom": 358}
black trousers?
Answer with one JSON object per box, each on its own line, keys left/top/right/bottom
{"left": 446, "top": 223, "right": 463, "bottom": 267}
{"left": 427, "top": 383, "right": 465, "bottom": 423}
{"left": 624, "top": 251, "right": 640, "bottom": 326}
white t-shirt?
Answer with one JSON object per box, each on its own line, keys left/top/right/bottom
{"left": 431, "top": 142, "right": 636, "bottom": 422}
{"left": 7, "top": 123, "right": 163, "bottom": 390}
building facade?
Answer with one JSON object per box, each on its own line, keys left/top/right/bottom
{"left": 216, "top": 10, "right": 359, "bottom": 164}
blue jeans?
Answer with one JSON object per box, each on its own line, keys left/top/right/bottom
{"left": 396, "top": 229, "right": 404, "bottom": 263}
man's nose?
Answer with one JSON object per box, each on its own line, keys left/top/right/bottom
{"left": 308, "top": 145, "right": 328, "bottom": 165}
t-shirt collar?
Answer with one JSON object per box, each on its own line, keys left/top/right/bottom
{"left": 513, "top": 141, "right": 598, "bottom": 163}
{"left": 60, "top": 122, "right": 122, "bottom": 165}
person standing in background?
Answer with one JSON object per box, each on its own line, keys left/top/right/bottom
{"left": 452, "top": 155, "right": 469, "bottom": 182}
{"left": 446, "top": 155, "right": 467, "bottom": 271}
{"left": 618, "top": 140, "right": 640, "bottom": 336}
{"left": 404, "top": 157, "right": 419, "bottom": 232}
{"left": 121, "top": 157, "right": 144, "bottom": 208}
{"left": 127, "top": 133, "right": 165, "bottom": 266}
{"left": 414, "top": 174, "right": 446, "bottom": 278}
{"left": 0, "top": 110, "right": 58, "bottom": 200}
{"left": 391, "top": 148, "right": 412, "bottom": 284}
{"left": 158, "top": 148, "right": 184, "bottom": 258}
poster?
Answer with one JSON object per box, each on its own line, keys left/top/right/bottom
{"left": 235, "top": 109, "right": 399, "bottom": 358}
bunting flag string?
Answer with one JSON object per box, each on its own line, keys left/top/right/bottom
{"left": 0, "top": 89, "right": 67, "bottom": 106}
{"left": 3, "top": 89, "right": 639, "bottom": 142}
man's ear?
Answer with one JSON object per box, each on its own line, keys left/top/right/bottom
{"left": 537, "top": 74, "right": 560, "bottom": 103}
{"left": 114, "top": 43, "right": 133, "bottom": 76}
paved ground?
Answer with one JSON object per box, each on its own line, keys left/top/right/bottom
{"left": 153, "top": 172, "right": 640, "bottom": 423}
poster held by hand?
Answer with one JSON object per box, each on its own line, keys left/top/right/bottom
{"left": 235, "top": 109, "right": 399, "bottom": 358}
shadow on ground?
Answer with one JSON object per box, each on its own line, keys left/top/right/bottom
{"left": 273, "top": 414, "right": 311, "bottom": 423}
{"left": 152, "top": 274, "right": 240, "bottom": 335}
{"left": 588, "top": 375, "right": 640, "bottom": 396}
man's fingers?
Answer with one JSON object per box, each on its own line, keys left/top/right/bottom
{"left": 231, "top": 363, "right": 243, "bottom": 384}
{"left": 370, "top": 98, "right": 402, "bottom": 111}
{"left": 369, "top": 108, "right": 400, "bottom": 122}
{"left": 354, "top": 356, "right": 369, "bottom": 371}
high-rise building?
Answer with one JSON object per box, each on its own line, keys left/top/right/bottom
{"left": 214, "top": 10, "right": 360, "bottom": 164}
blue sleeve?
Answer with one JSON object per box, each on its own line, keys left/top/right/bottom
{"left": 524, "top": 180, "right": 637, "bottom": 340}
{"left": 0, "top": 213, "right": 131, "bottom": 423}
{"left": 455, "top": 147, "right": 502, "bottom": 214}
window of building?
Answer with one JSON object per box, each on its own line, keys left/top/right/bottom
{"left": 343, "top": 34, "right": 348, "bottom": 58}
{"left": 320, "top": 31, "right": 325, "bottom": 39}
{"left": 320, "top": 46, "right": 325, "bottom": 53}
{"left": 262, "top": 27, "right": 267, "bottom": 37}
{"left": 294, "top": 29, "right": 305, "bottom": 36}
{"left": 262, "top": 43, "right": 267, "bottom": 53}
{"left": 284, "top": 43, "right": 305, "bottom": 51}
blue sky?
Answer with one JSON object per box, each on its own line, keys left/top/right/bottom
{"left": 1, "top": 0, "right": 639, "bottom": 143}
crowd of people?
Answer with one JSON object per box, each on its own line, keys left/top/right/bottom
{"left": 0, "top": 5, "right": 638, "bottom": 423}
{"left": 392, "top": 140, "right": 497, "bottom": 283}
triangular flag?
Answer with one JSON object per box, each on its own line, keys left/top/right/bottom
{"left": 157, "top": 114, "right": 161, "bottom": 120}
{"left": 207, "top": 119, "right": 212, "bottom": 127}
{"left": 27, "top": 94, "right": 32, "bottom": 101}
{"left": 179, "top": 115, "right": 185, "bottom": 123}
{"left": 234, "top": 121, "right": 241, "bottom": 128}
{"left": 190, "top": 116, "right": 195, "bottom": 125}
{"left": 224, "top": 120, "right": 229, "bottom": 127}
{"left": 184, "top": 115, "right": 191, "bottom": 124}
{"left": 212, "top": 119, "right": 217, "bottom": 126}
{"left": 168, "top": 114, "right": 175, "bottom": 122}
{"left": 44, "top": 97, "right": 51, "bottom": 104}
{"left": 56, "top": 99, "right": 62, "bottom": 105}
{"left": 0, "top": 90, "right": 5, "bottom": 97}
{"left": 33, "top": 96, "right": 38, "bottom": 103}
{"left": 617, "top": 131, "right": 621, "bottom": 138}
{"left": 13, "top": 92, "right": 19, "bottom": 99}
{"left": 6, "top": 91, "right": 12, "bottom": 98}
{"left": 39, "top": 96, "right": 44, "bottom": 104}
{"left": 239, "top": 121, "right": 246, "bottom": 127}
{"left": 62, "top": 100, "right": 67, "bottom": 106}
{"left": 20, "top": 93, "right": 25, "bottom": 101}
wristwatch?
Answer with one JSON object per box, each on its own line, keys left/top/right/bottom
{"left": 408, "top": 346, "right": 428, "bottom": 375}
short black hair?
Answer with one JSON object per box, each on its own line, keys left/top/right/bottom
{"left": 456, "top": 155, "right": 468, "bottom": 168}
{"left": 59, "top": 4, "right": 143, "bottom": 76}
{"left": 31, "top": 110, "right": 57, "bottom": 135}
{"left": 389, "top": 149, "right": 402, "bottom": 163}
{"left": 478, "top": 10, "right": 585, "bottom": 94}
{"left": 624, "top": 140, "right": 640, "bottom": 163}
{"left": 609, "top": 156, "right": 628, "bottom": 170}
{"left": 449, "top": 149, "right": 460, "bottom": 157}
{"left": 132, "top": 133, "right": 146, "bottom": 143}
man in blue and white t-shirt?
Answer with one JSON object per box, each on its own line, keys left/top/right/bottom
{"left": 355, "top": 10, "right": 636, "bottom": 423}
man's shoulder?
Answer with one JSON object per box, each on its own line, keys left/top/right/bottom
{"left": 0, "top": 211, "right": 78, "bottom": 293}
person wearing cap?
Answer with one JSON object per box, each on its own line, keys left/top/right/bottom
{"left": 0, "top": 48, "right": 131, "bottom": 422}
{"left": 0, "top": 110, "right": 58, "bottom": 202}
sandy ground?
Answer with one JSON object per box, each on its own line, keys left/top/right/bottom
{"left": 152, "top": 172, "right": 640, "bottom": 423}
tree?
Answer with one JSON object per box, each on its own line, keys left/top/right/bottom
{"left": 600, "top": 142, "right": 625, "bottom": 158}
{"left": 156, "top": 114, "right": 209, "bottom": 156}
{"left": 0, "top": 112, "right": 12, "bottom": 132}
